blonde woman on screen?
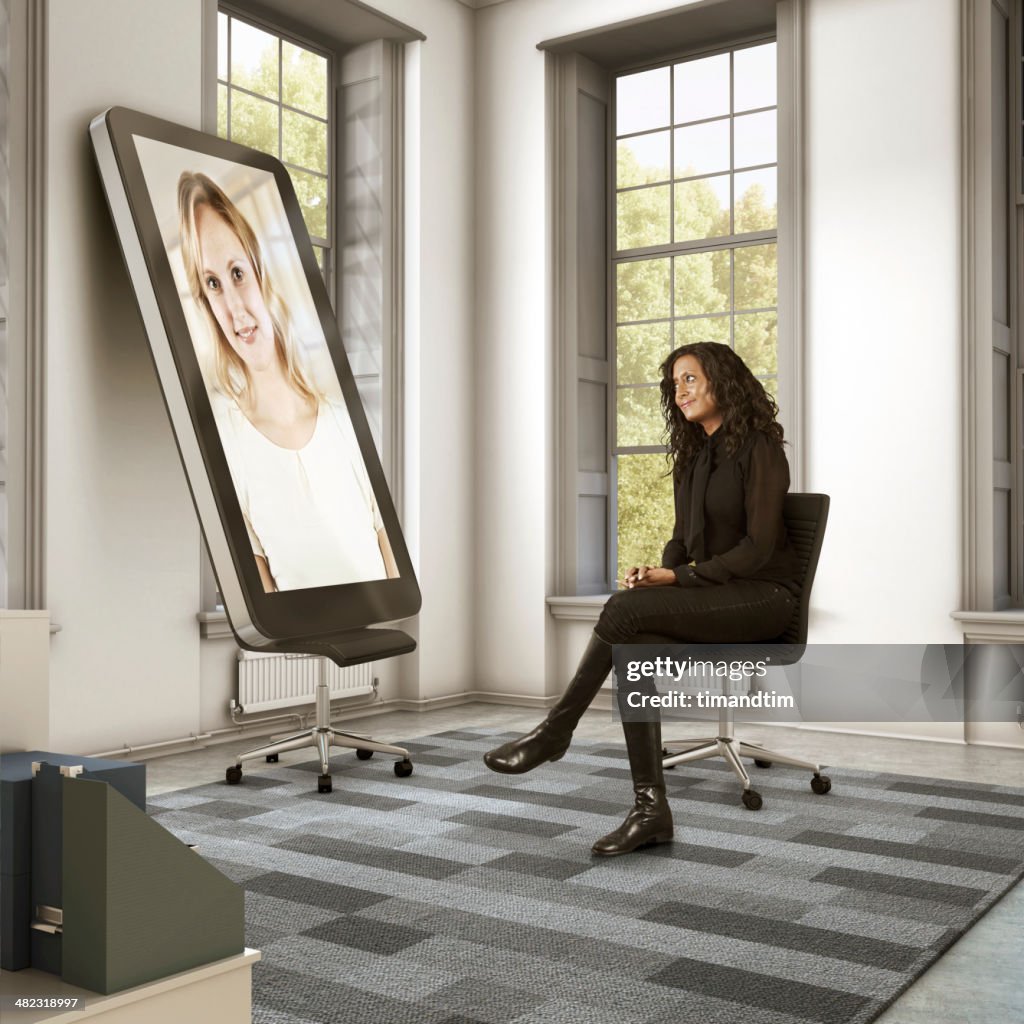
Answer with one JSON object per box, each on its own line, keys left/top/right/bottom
{"left": 177, "top": 171, "right": 398, "bottom": 592}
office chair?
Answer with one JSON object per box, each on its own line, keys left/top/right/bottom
{"left": 659, "top": 492, "right": 830, "bottom": 810}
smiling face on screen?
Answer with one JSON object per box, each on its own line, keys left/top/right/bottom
{"left": 195, "top": 205, "right": 277, "bottom": 374}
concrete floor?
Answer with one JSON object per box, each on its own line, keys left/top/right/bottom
{"left": 144, "top": 702, "right": 1024, "bottom": 1024}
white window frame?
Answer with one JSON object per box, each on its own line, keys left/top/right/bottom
{"left": 609, "top": 32, "right": 784, "bottom": 584}
{"left": 215, "top": 4, "right": 336, "bottom": 296}
{"left": 955, "top": 0, "right": 1024, "bottom": 629}
{"left": 547, "top": 0, "right": 804, "bottom": 602}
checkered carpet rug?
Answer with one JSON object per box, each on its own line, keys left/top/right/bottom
{"left": 149, "top": 728, "right": 1024, "bottom": 1024}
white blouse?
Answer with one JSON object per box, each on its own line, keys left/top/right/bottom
{"left": 214, "top": 396, "right": 387, "bottom": 590}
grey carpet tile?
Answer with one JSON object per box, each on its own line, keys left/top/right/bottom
{"left": 809, "top": 866, "right": 991, "bottom": 908}
{"left": 252, "top": 1005, "right": 322, "bottom": 1024}
{"left": 507, "top": 998, "right": 652, "bottom": 1024}
{"left": 648, "top": 957, "right": 882, "bottom": 1024}
{"left": 301, "top": 914, "right": 433, "bottom": 955}
{"left": 463, "top": 782, "right": 634, "bottom": 817}
{"left": 153, "top": 730, "right": 1024, "bottom": 1024}
{"left": 443, "top": 809, "right": 579, "bottom": 839}
{"left": 424, "top": 976, "right": 549, "bottom": 1023}
{"left": 245, "top": 891, "right": 341, "bottom": 942}
{"left": 885, "top": 779, "right": 1024, "bottom": 806}
{"left": 254, "top": 963, "right": 461, "bottom": 1024}
{"left": 794, "top": 905, "right": 951, "bottom": 947}
{"left": 825, "top": 887, "right": 992, "bottom": 929}
{"left": 397, "top": 834, "right": 513, "bottom": 866}
{"left": 273, "top": 833, "right": 472, "bottom": 880}
{"left": 787, "top": 828, "right": 1021, "bottom": 874}
{"left": 914, "top": 805, "right": 1024, "bottom": 830}
{"left": 291, "top": 788, "right": 418, "bottom": 812}
{"left": 640, "top": 900, "right": 928, "bottom": 970}
{"left": 264, "top": 933, "right": 458, "bottom": 1000}
{"left": 245, "top": 870, "right": 391, "bottom": 914}
{"left": 843, "top": 821, "right": 936, "bottom": 843}
{"left": 483, "top": 851, "right": 596, "bottom": 881}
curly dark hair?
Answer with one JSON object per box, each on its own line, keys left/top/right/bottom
{"left": 659, "top": 342, "right": 783, "bottom": 476}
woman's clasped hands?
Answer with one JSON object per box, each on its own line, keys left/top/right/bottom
{"left": 622, "top": 566, "right": 677, "bottom": 589}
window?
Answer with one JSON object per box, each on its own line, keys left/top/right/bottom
{"left": 613, "top": 40, "right": 779, "bottom": 584}
{"left": 201, "top": 7, "right": 407, "bottom": 622}
{"left": 216, "top": 9, "right": 333, "bottom": 285}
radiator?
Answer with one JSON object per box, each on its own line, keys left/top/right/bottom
{"left": 236, "top": 650, "right": 375, "bottom": 713}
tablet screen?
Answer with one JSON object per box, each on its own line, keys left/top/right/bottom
{"left": 132, "top": 136, "right": 397, "bottom": 594}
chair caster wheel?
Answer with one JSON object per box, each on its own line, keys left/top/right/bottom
{"left": 394, "top": 759, "right": 413, "bottom": 778}
{"left": 754, "top": 758, "right": 772, "bottom": 769}
{"left": 266, "top": 754, "right": 279, "bottom": 763}
{"left": 356, "top": 748, "right": 374, "bottom": 760}
{"left": 226, "top": 766, "right": 242, "bottom": 785}
{"left": 811, "top": 773, "right": 831, "bottom": 795}
{"left": 741, "top": 789, "right": 763, "bottom": 811}
{"left": 318, "top": 774, "right": 333, "bottom": 794}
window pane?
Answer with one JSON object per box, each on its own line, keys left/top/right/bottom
{"left": 674, "top": 315, "right": 730, "bottom": 346}
{"left": 282, "top": 40, "right": 328, "bottom": 119}
{"left": 617, "top": 185, "right": 670, "bottom": 250}
{"left": 734, "top": 109, "right": 777, "bottom": 168}
{"left": 617, "top": 66, "right": 670, "bottom": 135}
{"left": 734, "top": 42, "right": 777, "bottom": 112}
{"left": 283, "top": 109, "right": 327, "bottom": 174}
{"left": 674, "top": 53, "right": 729, "bottom": 123}
{"left": 616, "top": 454, "right": 675, "bottom": 586}
{"left": 313, "top": 245, "right": 327, "bottom": 278}
{"left": 734, "top": 311, "right": 778, "bottom": 375}
{"left": 617, "top": 257, "right": 671, "bottom": 323}
{"left": 617, "top": 131, "right": 670, "bottom": 187}
{"left": 217, "top": 12, "right": 228, "bottom": 79}
{"left": 734, "top": 168, "right": 778, "bottom": 233}
{"left": 217, "top": 83, "right": 227, "bottom": 137}
{"left": 289, "top": 168, "right": 329, "bottom": 241}
{"left": 230, "top": 19, "right": 279, "bottom": 100}
{"left": 734, "top": 243, "right": 777, "bottom": 310}
{"left": 761, "top": 376, "right": 778, "bottom": 400}
{"left": 617, "top": 386, "right": 664, "bottom": 447}
{"left": 617, "top": 322, "right": 672, "bottom": 385}
{"left": 674, "top": 175, "right": 730, "bottom": 241}
{"left": 673, "top": 119, "right": 730, "bottom": 178}
{"left": 674, "top": 249, "right": 730, "bottom": 316}
{"left": 230, "top": 88, "right": 279, "bottom": 155}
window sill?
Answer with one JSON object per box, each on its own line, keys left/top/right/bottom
{"left": 951, "top": 610, "right": 1024, "bottom": 642}
{"left": 197, "top": 610, "right": 233, "bottom": 640}
{"left": 547, "top": 595, "right": 611, "bottom": 622}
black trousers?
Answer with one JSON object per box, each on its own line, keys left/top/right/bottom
{"left": 594, "top": 578, "right": 795, "bottom": 646}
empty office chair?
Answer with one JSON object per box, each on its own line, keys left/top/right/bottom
{"left": 659, "top": 492, "right": 830, "bottom": 810}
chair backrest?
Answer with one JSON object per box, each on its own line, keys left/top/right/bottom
{"left": 777, "top": 492, "right": 830, "bottom": 646}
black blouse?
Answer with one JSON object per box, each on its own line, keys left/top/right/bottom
{"left": 660, "top": 428, "right": 799, "bottom": 592}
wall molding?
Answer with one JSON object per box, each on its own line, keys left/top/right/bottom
{"left": 776, "top": 0, "right": 806, "bottom": 489}
{"left": 6, "top": 0, "right": 47, "bottom": 610}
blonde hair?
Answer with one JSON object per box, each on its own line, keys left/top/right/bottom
{"left": 177, "top": 171, "right": 317, "bottom": 409}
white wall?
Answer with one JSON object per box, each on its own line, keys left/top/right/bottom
{"left": 44, "top": 0, "right": 205, "bottom": 752}
{"left": 355, "top": 0, "right": 477, "bottom": 702}
{"left": 803, "top": 0, "right": 961, "bottom": 644}
{"left": 30, "top": 0, "right": 478, "bottom": 753}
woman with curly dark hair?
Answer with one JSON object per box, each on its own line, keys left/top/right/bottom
{"left": 484, "top": 341, "right": 799, "bottom": 856}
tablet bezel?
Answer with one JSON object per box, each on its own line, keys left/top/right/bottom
{"left": 90, "top": 106, "right": 420, "bottom": 645}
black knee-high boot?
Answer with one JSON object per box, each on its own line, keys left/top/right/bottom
{"left": 591, "top": 720, "right": 673, "bottom": 856}
{"left": 483, "top": 633, "right": 612, "bottom": 774}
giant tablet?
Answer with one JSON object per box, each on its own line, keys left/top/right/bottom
{"left": 91, "top": 107, "right": 420, "bottom": 649}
